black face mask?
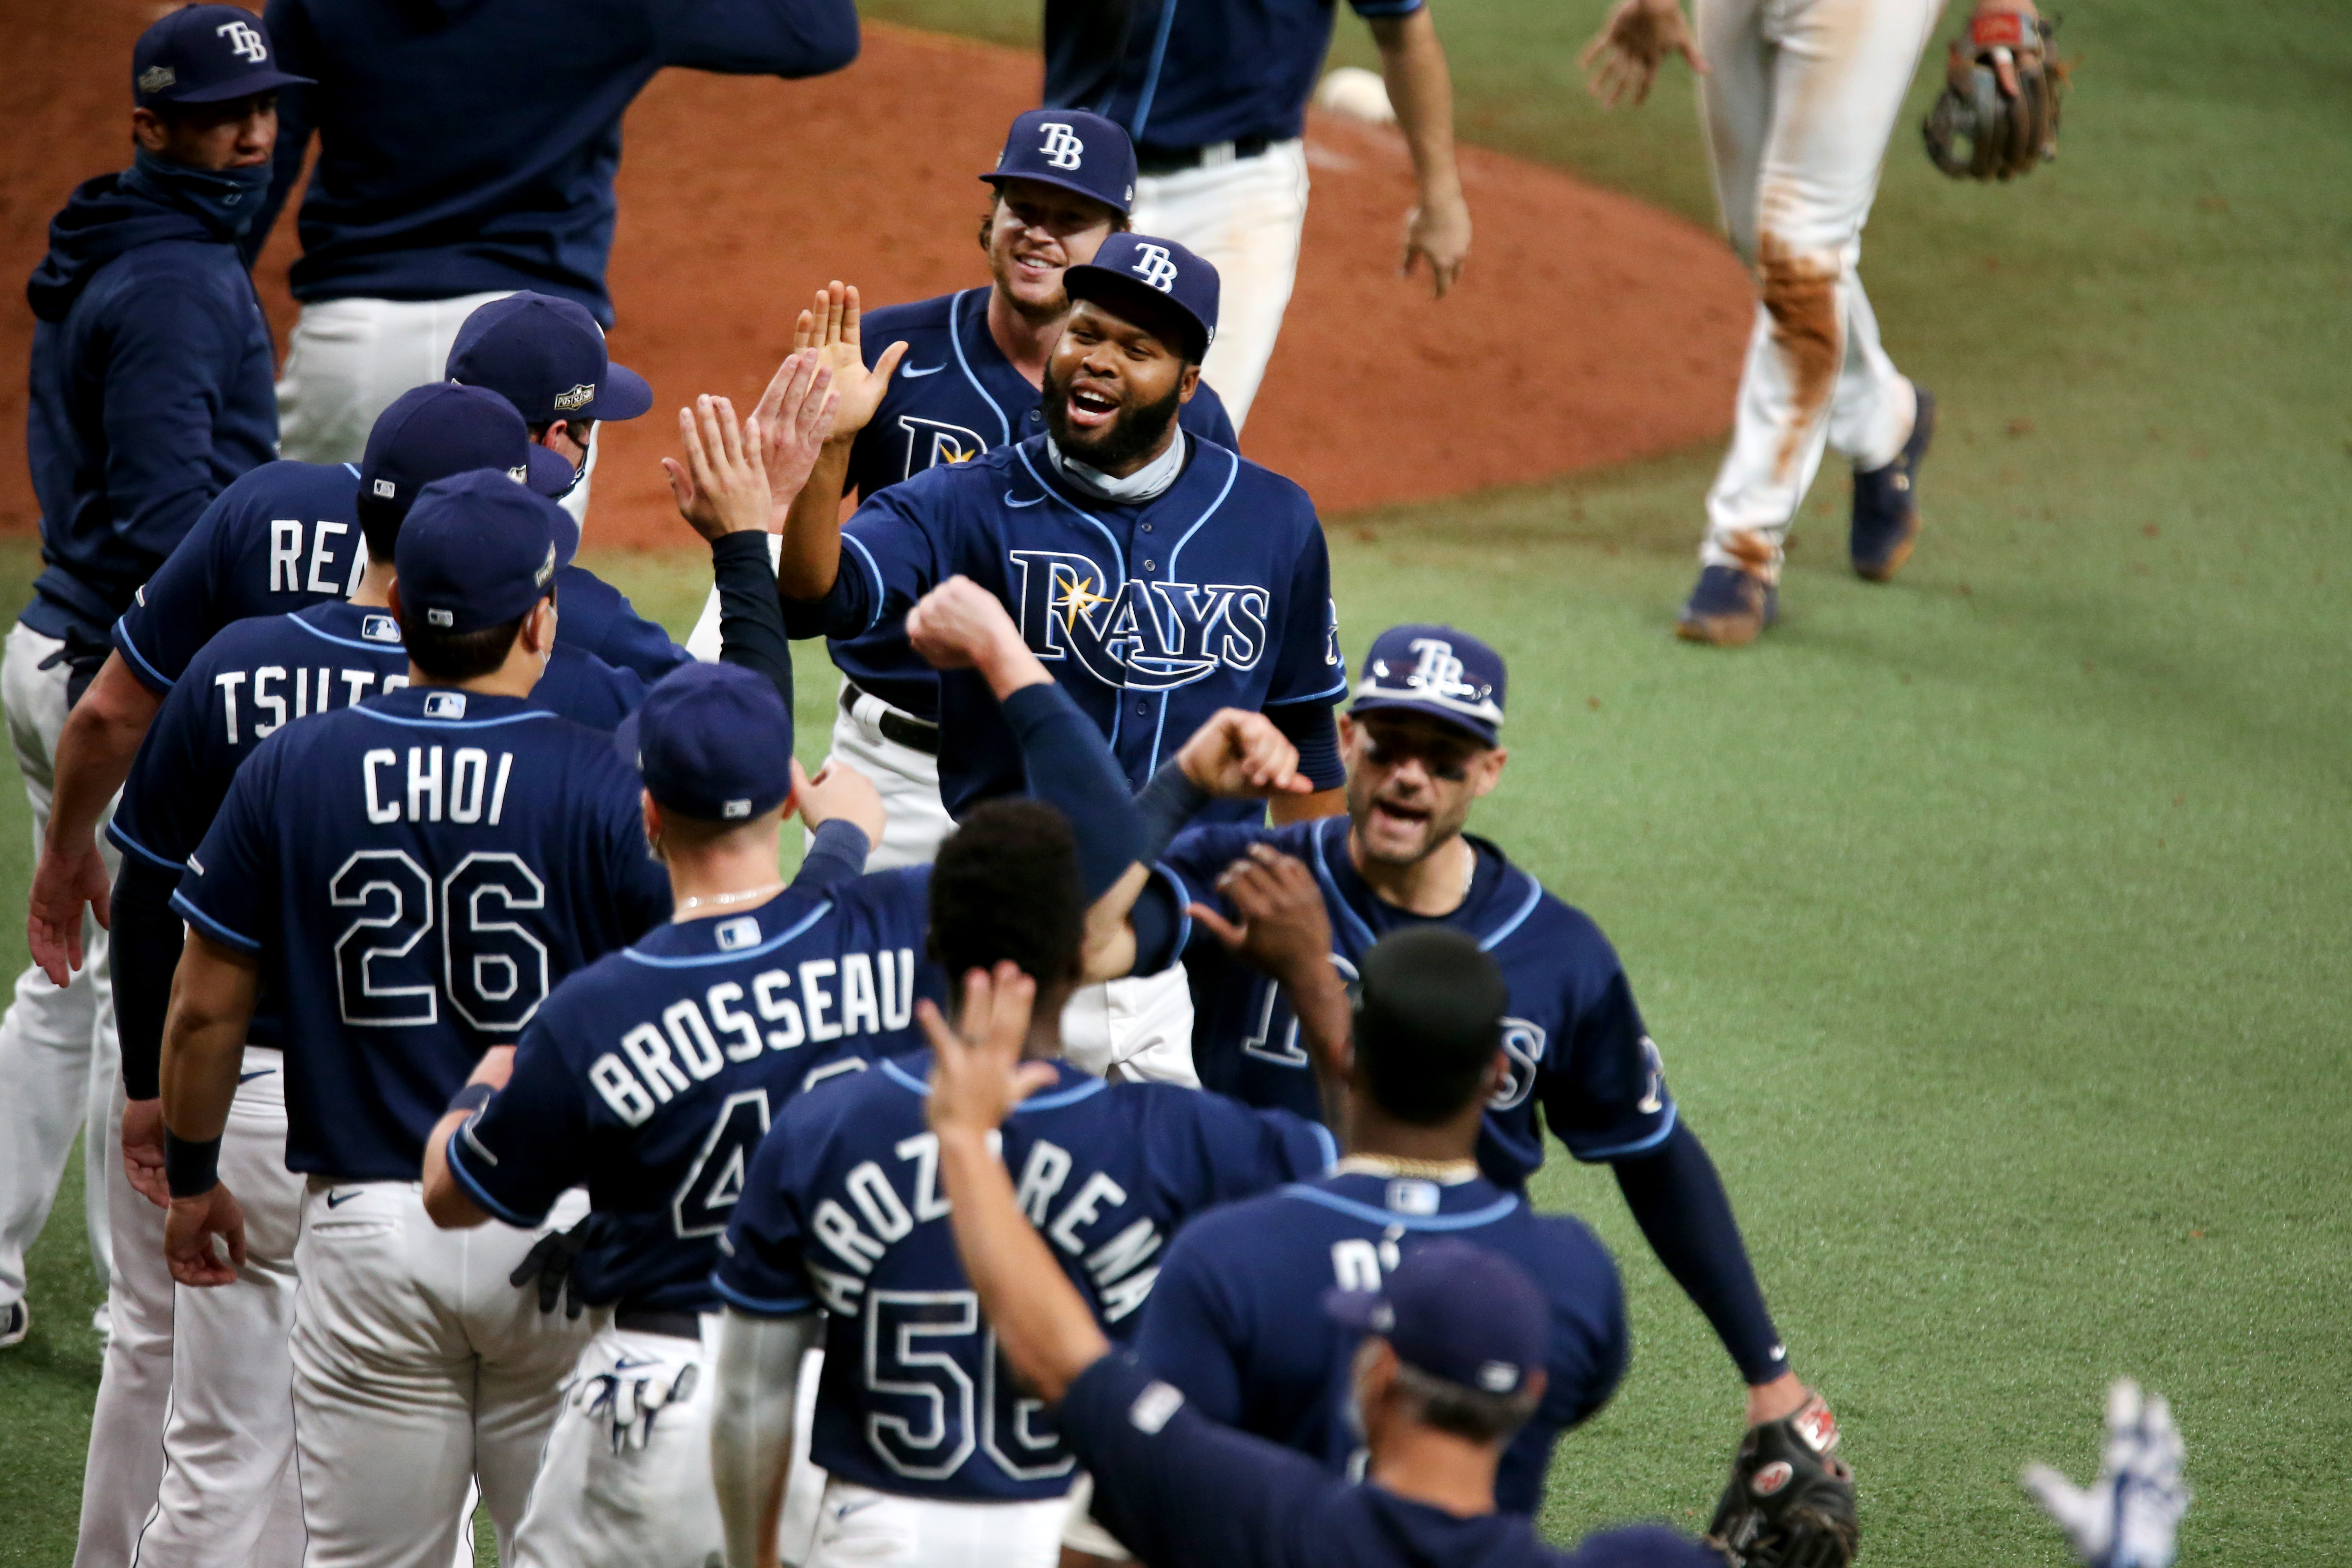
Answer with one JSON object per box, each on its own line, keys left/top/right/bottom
{"left": 1041, "top": 358, "right": 1185, "bottom": 476}
{"left": 122, "top": 148, "right": 274, "bottom": 239}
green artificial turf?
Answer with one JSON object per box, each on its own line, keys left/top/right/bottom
{"left": 5, "top": 0, "right": 2347, "bottom": 1562}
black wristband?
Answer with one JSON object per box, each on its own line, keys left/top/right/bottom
{"left": 164, "top": 1132, "right": 222, "bottom": 1199}
{"left": 447, "top": 1081, "right": 495, "bottom": 1117}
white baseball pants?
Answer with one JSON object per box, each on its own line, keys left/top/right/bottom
{"left": 274, "top": 294, "right": 598, "bottom": 529}
{"left": 1129, "top": 139, "right": 1310, "bottom": 432}
{"left": 805, "top": 1479, "right": 1070, "bottom": 1568}
{"left": 70, "top": 1076, "right": 171, "bottom": 1568}
{"left": 0, "top": 621, "right": 117, "bottom": 1313}
{"left": 130, "top": 1048, "right": 306, "bottom": 1568}
{"left": 510, "top": 1315, "right": 724, "bottom": 1568}
{"left": 287, "top": 1178, "right": 593, "bottom": 1568}
{"left": 1693, "top": 0, "right": 1938, "bottom": 575}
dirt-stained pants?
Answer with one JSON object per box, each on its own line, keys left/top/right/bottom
{"left": 1695, "top": 0, "right": 1941, "bottom": 576}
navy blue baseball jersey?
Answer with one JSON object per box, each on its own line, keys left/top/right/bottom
{"left": 172, "top": 686, "right": 673, "bottom": 1179}
{"left": 714, "top": 1050, "right": 1337, "bottom": 1502}
{"left": 1160, "top": 818, "right": 1674, "bottom": 1189}
{"left": 112, "top": 456, "right": 687, "bottom": 694}
{"left": 1133, "top": 1168, "right": 1626, "bottom": 1514}
{"left": 830, "top": 289, "right": 1238, "bottom": 724}
{"left": 787, "top": 432, "right": 1346, "bottom": 819}
{"left": 111, "top": 600, "right": 643, "bottom": 894}
{"left": 441, "top": 874, "right": 940, "bottom": 1313}
{"left": 1044, "top": 0, "right": 1421, "bottom": 153}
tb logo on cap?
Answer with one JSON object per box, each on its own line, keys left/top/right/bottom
{"left": 216, "top": 19, "right": 269, "bottom": 63}
{"left": 1130, "top": 244, "right": 1180, "bottom": 293}
{"left": 1407, "top": 637, "right": 1478, "bottom": 700}
{"left": 1037, "top": 122, "right": 1085, "bottom": 170}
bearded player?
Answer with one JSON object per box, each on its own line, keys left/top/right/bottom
{"left": 772, "top": 237, "right": 1345, "bottom": 1086}
{"left": 687, "top": 108, "right": 1236, "bottom": 872}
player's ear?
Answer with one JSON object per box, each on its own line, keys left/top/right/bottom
{"left": 385, "top": 581, "right": 406, "bottom": 632}
{"left": 640, "top": 789, "right": 659, "bottom": 846}
{"left": 1176, "top": 363, "right": 1200, "bottom": 405}
{"left": 1471, "top": 745, "right": 1508, "bottom": 799}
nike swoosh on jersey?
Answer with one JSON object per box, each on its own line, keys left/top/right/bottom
{"left": 1004, "top": 492, "right": 1047, "bottom": 508}
{"left": 324, "top": 1190, "right": 361, "bottom": 1208}
{"left": 238, "top": 1068, "right": 274, "bottom": 1083}
{"left": 833, "top": 1498, "right": 884, "bottom": 1520}
{"left": 900, "top": 363, "right": 946, "bottom": 378}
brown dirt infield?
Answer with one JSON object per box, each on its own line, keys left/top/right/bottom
{"left": 5, "top": 4, "right": 1754, "bottom": 547}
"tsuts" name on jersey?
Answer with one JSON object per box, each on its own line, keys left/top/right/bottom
{"left": 216, "top": 665, "right": 409, "bottom": 744}
{"left": 589, "top": 952, "right": 919, "bottom": 1127}
{"left": 806, "top": 1132, "right": 1165, "bottom": 1323}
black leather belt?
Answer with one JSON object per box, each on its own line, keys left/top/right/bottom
{"left": 614, "top": 1307, "right": 703, "bottom": 1340}
{"left": 1135, "top": 136, "right": 1272, "bottom": 176}
{"left": 841, "top": 680, "right": 940, "bottom": 756}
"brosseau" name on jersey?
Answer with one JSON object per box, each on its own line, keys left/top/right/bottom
{"left": 587, "top": 950, "right": 919, "bottom": 1127}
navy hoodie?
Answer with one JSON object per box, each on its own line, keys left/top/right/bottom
{"left": 251, "top": 0, "right": 861, "bottom": 323}
{"left": 24, "top": 172, "right": 279, "bottom": 663}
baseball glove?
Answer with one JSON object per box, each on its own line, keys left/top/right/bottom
{"left": 1923, "top": 7, "right": 2066, "bottom": 181}
{"left": 1705, "top": 1396, "right": 1858, "bottom": 1568}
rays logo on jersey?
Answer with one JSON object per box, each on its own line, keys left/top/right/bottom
{"left": 1008, "top": 550, "right": 1268, "bottom": 691}
{"left": 896, "top": 416, "right": 988, "bottom": 481}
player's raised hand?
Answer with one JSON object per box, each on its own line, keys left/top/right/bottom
{"left": 663, "top": 395, "right": 770, "bottom": 541}
{"left": 1177, "top": 708, "right": 1313, "bottom": 800}
{"left": 27, "top": 838, "right": 111, "bottom": 986}
{"left": 1579, "top": 0, "right": 1708, "bottom": 109}
{"left": 797, "top": 280, "right": 908, "bottom": 444}
{"left": 164, "top": 1182, "right": 247, "bottom": 1288}
{"left": 1191, "top": 844, "right": 1334, "bottom": 982}
{"left": 746, "top": 349, "right": 839, "bottom": 517}
{"left": 790, "top": 757, "right": 886, "bottom": 853}
{"left": 921, "top": 962, "right": 1056, "bottom": 1139}
{"left": 2024, "top": 1379, "right": 2189, "bottom": 1568}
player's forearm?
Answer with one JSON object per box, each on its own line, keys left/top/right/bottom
{"left": 936, "top": 1126, "right": 1109, "bottom": 1403}
{"left": 1080, "top": 863, "right": 1151, "bottom": 984}
{"left": 421, "top": 1112, "right": 493, "bottom": 1228}
{"left": 44, "top": 654, "right": 162, "bottom": 854}
{"left": 776, "top": 439, "right": 852, "bottom": 599}
{"left": 1612, "top": 1122, "right": 1790, "bottom": 1386}
{"left": 1372, "top": 10, "right": 1465, "bottom": 206}
{"left": 1281, "top": 955, "right": 1354, "bottom": 1134}
{"left": 158, "top": 933, "right": 261, "bottom": 1144}
{"left": 713, "top": 1308, "right": 821, "bottom": 1568}
{"left": 1270, "top": 787, "right": 1347, "bottom": 824}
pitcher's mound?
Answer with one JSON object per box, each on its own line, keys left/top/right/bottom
{"left": 0, "top": 14, "right": 1752, "bottom": 542}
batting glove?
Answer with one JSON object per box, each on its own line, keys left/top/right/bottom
{"left": 2022, "top": 1379, "right": 2189, "bottom": 1568}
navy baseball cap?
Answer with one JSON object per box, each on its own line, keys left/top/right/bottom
{"left": 1323, "top": 1240, "right": 1548, "bottom": 1399}
{"left": 446, "top": 294, "right": 654, "bottom": 425}
{"left": 983, "top": 109, "right": 1137, "bottom": 216}
{"left": 1063, "top": 234, "right": 1219, "bottom": 360}
{"left": 618, "top": 663, "right": 796, "bottom": 823}
{"left": 394, "top": 471, "right": 570, "bottom": 636}
{"left": 358, "top": 384, "right": 576, "bottom": 515}
{"left": 134, "top": 5, "right": 311, "bottom": 108}
{"left": 1350, "top": 624, "right": 1508, "bottom": 747}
